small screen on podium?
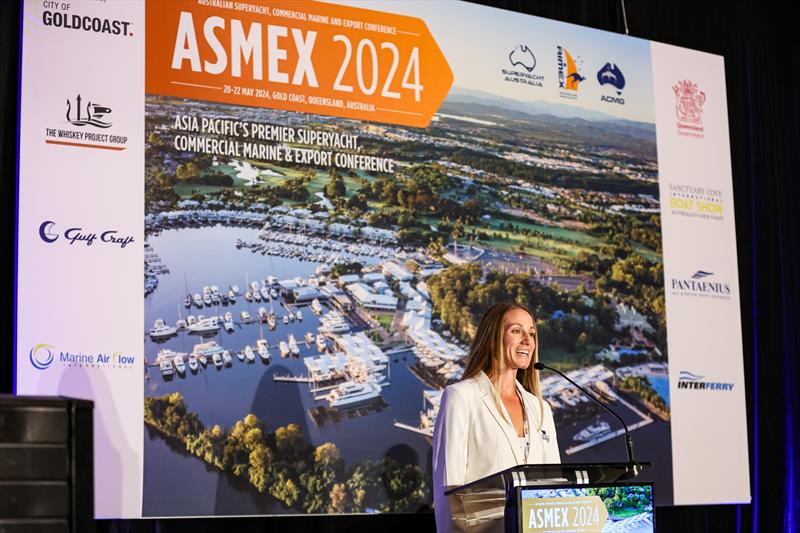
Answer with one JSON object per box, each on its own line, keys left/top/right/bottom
{"left": 519, "top": 483, "right": 654, "bottom": 533}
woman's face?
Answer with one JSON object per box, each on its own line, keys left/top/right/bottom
{"left": 502, "top": 308, "right": 537, "bottom": 370}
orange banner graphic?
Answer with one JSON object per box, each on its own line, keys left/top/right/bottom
{"left": 146, "top": 0, "right": 453, "bottom": 128}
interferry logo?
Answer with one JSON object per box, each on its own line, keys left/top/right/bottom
{"left": 677, "top": 371, "right": 734, "bottom": 391}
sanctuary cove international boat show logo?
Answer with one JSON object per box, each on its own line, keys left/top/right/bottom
{"left": 667, "top": 183, "right": 724, "bottom": 221}
{"left": 557, "top": 46, "right": 584, "bottom": 99}
{"left": 38, "top": 220, "right": 135, "bottom": 249}
{"left": 670, "top": 270, "right": 731, "bottom": 300}
{"left": 502, "top": 45, "right": 544, "bottom": 88}
{"left": 45, "top": 93, "right": 129, "bottom": 151}
{"left": 673, "top": 80, "right": 706, "bottom": 138}
{"left": 29, "top": 343, "right": 136, "bottom": 371}
{"left": 677, "top": 371, "right": 734, "bottom": 392}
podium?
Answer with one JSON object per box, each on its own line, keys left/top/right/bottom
{"left": 444, "top": 463, "right": 653, "bottom": 533}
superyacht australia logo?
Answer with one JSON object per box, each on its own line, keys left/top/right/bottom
{"left": 671, "top": 270, "right": 731, "bottom": 300}
{"left": 30, "top": 343, "right": 136, "bottom": 371}
{"left": 502, "top": 45, "right": 544, "bottom": 88}
{"left": 597, "top": 62, "right": 626, "bottom": 105}
{"left": 673, "top": 80, "right": 706, "bottom": 138}
{"left": 42, "top": 2, "right": 133, "bottom": 37}
{"left": 668, "top": 183, "right": 723, "bottom": 221}
{"left": 557, "top": 46, "right": 584, "bottom": 99}
{"left": 45, "top": 94, "right": 128, "bottom": 150}
{"left": 677, "top": 371, "right": 734, "bottom": 392}
{"left": 38, "top": 220, "right": 135, "bottom": 249}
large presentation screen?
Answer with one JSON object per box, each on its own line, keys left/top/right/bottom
{"left": 16, "top": 0, "right": 749, "bottom": 518}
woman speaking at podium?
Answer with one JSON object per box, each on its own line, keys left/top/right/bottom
{"left": 432, "top": 302, "right": 561, "bottom": 532}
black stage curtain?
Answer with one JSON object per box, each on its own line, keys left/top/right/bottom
{"left": 1, "top": 1, "right": 797, "bottom": 532}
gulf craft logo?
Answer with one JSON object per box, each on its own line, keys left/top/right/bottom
{"left": 671, "top": 270, "right": 731, "bottom": 299}
{"left": 502, "top": 45, "right": 544, "bottom": 88}
{"left": 38, "top": 220, "right": 135, "bottom": 249}
{"left": 678, "top": 371, "right": 734, "bottom": 391}
{"left": 557, "top": 46, "right": 584, "bottom": 99}
{"left": 673, "top": 80, "right": 706, "bottom": 138}
{"left": 29, "top": 343, "right": 136, "bottom": 371}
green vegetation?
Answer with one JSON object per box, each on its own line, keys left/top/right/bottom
{"left": 586, "top": 485, "right": 652, "bottom": 517}
{"left": 618, "top": 376, "right": 669, "bottom": 420}
{"left": 144, "top": 393, "right": 428, "bottom": 513}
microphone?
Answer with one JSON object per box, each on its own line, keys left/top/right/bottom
{"left": 534, "top": 361, "right": 639, "bottom": 475}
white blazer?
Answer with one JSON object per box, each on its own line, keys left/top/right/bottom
{"left": 432, "top": 372, "right": 561, "bottom": 532}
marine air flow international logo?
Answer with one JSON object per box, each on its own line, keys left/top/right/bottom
{"left": 667, "top": 183, "right": 723, "bottom": 221}
{"left": 29, "top": 343, "right": 136, "bottom": 371}
{"left": 670, "top": 270, "right": 731, "bottom": 300}
{"left": 557, "top": 46, "right": 584, "bottom": 99}
{"left": 673, "top": 80, "right": 706, "bottom": 138}
{"left": 677, "top": 371, "right": 734, "bottom": 392}
{"left": 45, "top": 93, "right": 129, "bottom": 151}
{"left": 597, "top": 62, "right": 625, "bottom": 105}
{"left": 502, "top": 45, "right": 544, "bottom": 88}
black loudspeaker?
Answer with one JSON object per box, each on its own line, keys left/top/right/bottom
{"left": 0, "top": 396, "right": 94, "bottom": 533}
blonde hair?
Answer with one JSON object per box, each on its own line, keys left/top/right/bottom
{"left": 461, "top": 302, "right": 545, "bottom": 430}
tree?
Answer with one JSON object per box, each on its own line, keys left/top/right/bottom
{"left": 328, "top": 483, "right": 347, "bottom": 513}
{"left": 325, "top": 169, "right": 346, "bottom": 199}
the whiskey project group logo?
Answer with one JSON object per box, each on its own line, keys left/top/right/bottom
{"left": 29, "top": 343, "right": 136, "bottom": 371}
{"left": 673, "top": 80, "right": 706, "bottom": 138}
{"left": 677, "top": 371, "right": 734, "bottom": 392}
{"left": 668, "top": 183, "right": 724, "bottom": 221}
{"left": 502, "top": 45, "right": 544, "bottom": 88}
{"left": 45, "top": 94, "right": 129, "bottom": 151}
{"left": 671, "top": 270, "right": 731, "bottom": 300}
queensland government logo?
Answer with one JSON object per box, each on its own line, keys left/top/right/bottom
{"left": 38, "top": 220, "right": 135, "bottom": 249}
{"left": 677, "top": 370, "right": 734, "bottom": 391}
{"left": 502, "top": 45, "right": 544, "bottom": 88}
{"left": 668, "top": 182, "right": 723, "bottom": 221}
{"left": 673, "top": 80, "right": 706, "bottom": 138}
{"left": 671, "top": 270, "right": 731, "bottom": 299}
{"left": 597, "top": 62, "right": 625, "bottom": 105}
{"left": 557, "top": 46, "right": 584, "bottom": 99}
{"left": 29, "top": 343, "right": 136, "bottom": 371}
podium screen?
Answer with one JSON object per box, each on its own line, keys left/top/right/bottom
{"left": 519, "top": 484, "right": 655, "bottom": 533}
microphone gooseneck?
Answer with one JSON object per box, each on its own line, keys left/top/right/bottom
{"left": 534, "top": 361, "right": 637, "bottom": 469}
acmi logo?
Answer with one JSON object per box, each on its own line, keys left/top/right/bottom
{"left": 30, "top": 343, "right": 56, "bottom": 370}
{"left": 677, "top": 370, "right": 734, "bottom": 391}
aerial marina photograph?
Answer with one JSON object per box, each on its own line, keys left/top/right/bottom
{"left": 142, "top": 80, "right": 673, "bottom": 514}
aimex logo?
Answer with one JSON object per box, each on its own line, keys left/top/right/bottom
{"left": 670, "top": 270, "right": 731, "bottom": 299}
{"left": 557, "top": 46, "right": 584, "bottom": 99}
{"left": 30, "top": 343, "right": 56, "bottom": 370}
{"left": 677, "top": 370, "right": 734, "bottom": 391}
{"left": 66, "top": 94, "right": 112, "bottom": 129}
{"left": 597, "top": 62, "right": 626, "bottom": 105}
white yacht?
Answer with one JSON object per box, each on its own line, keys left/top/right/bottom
{"left": 267, "top": 312, "right": 277, "bottom": 330}
{"left": 223, "top": 312, "right": 235, "bottom": 332}
{"left": 318, "top": 311, "right": 350, "bottom": 333}
{"left": 266, "top": 275, "right": 277, "bottom": 285}
{"left": 316, "top": 334, "right": 327, "bottom": 351}
{"left": 228, "top": 290, "right": 237, "bottom": 301}
{"left": 236, "top": 350, "right": 245, "bottom": 361}
{"left": 193, "top": 293, "right": 203, "bottom": 308}
{"left": 326, "top": 380, "right": 381, "bottom": 409}
{"left": 173, "top": 355, "right": 186, "bottom": 375}
{"left": 241, "top": 310, "right": 252, "bottom": 323}
{"left": 260, "top": 287, "right": 270, "bottom": 301}
{"left": 270, "top": 288, "right": 278, "bottom": 299}
{"left": 573, "top": 421, "right": 611, "bottom": 442}
{"left": 186, "top": 315, "right": 197, "bottom": 326}
{"left": 304, "top": 331, "right": 314, "bottom": 344}
{"left": 188, "top": 354, "right": 199, "bottom": 372}
{"left": 258, "top": 307, "right": 268, "bottom": 321}
{"left": 175, "top": 318, "right": 187, "bottom": 330}
{"left": 149, "top": 319, "right": 177, "bottom": 339}
{"left": 222, "top": 350, "right": 233, "bottom": 366}
{"left": 212, "top": 352, "right": 223, "bottom": 368}
{"left": 244, "top": 345, "right": 256, "bottom": 362}
{"left": 250, "top": 281, "right": 261, "bottom": 293}
{"left": 192, "top": 341, "right": 225, "bottom": 369}
{"left": 159, "top": 360, "right": 173, "bottom": 377}
{"left": 245, "top": 291, "right": 253, "bottom": 302}
{"left": 187, "top": 316, "right": 220, "bottom": 334}
{"left": 295, "top": 309, "right": 303, "bottom": 321}
{"left": 230, "top": 284, "right": 240, "bottom": 295}
{"left": 278, "top": 341, "right": 290, "bottom": 357}
{"left": 256, "top": 339, "right": 270, "bottom": 361}
{"left": 287, "top": 334, "right": 300, "bottom": 356}
{"left": 311, "top": 299, "right": 323, "bottom": 315}
{"left": 282, "top": 314, "right": 289, "bottom": 325}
